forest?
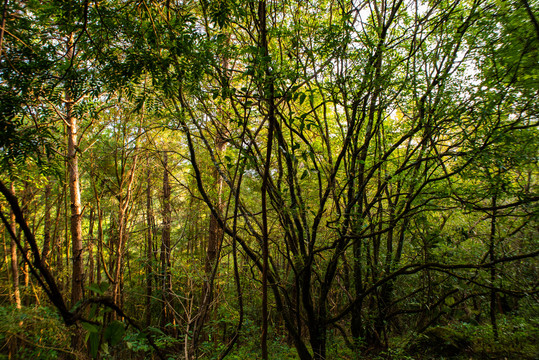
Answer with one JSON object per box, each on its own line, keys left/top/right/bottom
{"left": 0, "top": 0, "right": 538, "bottom": 359}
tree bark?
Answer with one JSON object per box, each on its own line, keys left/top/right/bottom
{"left": 10, "top": 182, "right": 21, "bottom": 309}
{"left": 88, "top": 208, "right": 95, "bottom": 286}
{"left": 200, "top": 77, "right": 228, "bottom": 346}
{"left": 258, "top": 1, "right": 275, "bottom": 358}
{"left": 66, "top": 31, "right": 85, "bottom": 353}
{"left": 112, "top": 143, "right": 139, "bottom": 312}
{"left": 0, "top": 0, "right": 8, "bottom": 65}
{"left": 489, "top": 193, "right": 499, "bottom": 339}
{"left": 145, "top": 162, "right": 154, "bottom": 327}
{"left": 160, "top": 152, "right": 173, "bottom": 329}
{"left": 41, "top": 181, "right": 52, "bottom": 266}
{"left": 66, "top": 32, "right": 84, "bottom": 308}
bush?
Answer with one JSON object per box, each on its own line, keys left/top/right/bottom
{"left": 0, "top": 305, "right": 71, "bottom": 360}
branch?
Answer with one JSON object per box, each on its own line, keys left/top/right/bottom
{"left": 0, "top": 180, "right": 72, "bottom": 323}
{"left": 328, "top": 249, "right": 539, "bottom": 324}
{"left": 0, "top": 180, "right": 167, "bottom": 359}
{"left": 520, "top": 0, "right": 539, "bottom": 41}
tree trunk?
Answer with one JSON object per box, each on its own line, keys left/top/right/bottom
{"left": 112, "top": 197, "right": 127, "bottom": 308}
{"left": 21, "top": 182, "right": 31, "bottom": 295}
{"left": 489, "top": 193, "right": 499, "bottom": 339}
{"left": 41, "top": 181, "right": 52, "bottom": 265}
{"left": 54, "top": 185, "right": 67, "bottom": 292}
{"left": 351, "top": 240, "right": 364, "bottom": 345}
{"left": 96, "top": 206, "right": 104, "bottom": 285}
{"left": 199, "top": 99, "right": 228, "bottom": 346}
{"left": 258, "top": 1, "right": 275, "bottom": 357}
{"left": 160, "top": 152, "right": 173, "bottom": 329}
{"left": 10, "top": 182, "right": 21, "bottom": 309}
{"left": 66, "top": 32, "right": 84, "bottom": 308}
{"left": 145, "top": 163, "right": 154, "bottom": 327}
{"left": 111, "top": 129, "right": 139, "bottom": 314}
{"left": 66, "top": 31, "right": 85, "bottom": 352}
{"left": 88, "top": 208, "right": 95, "bottom": 286}
{"left": 310, "top": 323, "right": 327, "bottom": 360}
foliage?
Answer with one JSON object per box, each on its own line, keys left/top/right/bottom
{"left": 0, "top": 306, "right": 70, "bottom": 360}
{"left": 404, "top": 313, "right": 539, "bottom": 360}
{"left": 0, "top": 0, "right": 537, "bottom": 359}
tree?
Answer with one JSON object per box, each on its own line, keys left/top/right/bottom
{"left": 0, "top": 0, "right": 537, "bottom": 359}
{"left": 145, "top": 0, "right": 538, "bottom": 358}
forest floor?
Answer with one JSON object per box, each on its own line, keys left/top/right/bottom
{"left": 0, "top": 305, "right": 538, "bottom": 360}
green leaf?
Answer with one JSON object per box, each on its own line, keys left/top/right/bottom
{"left": 104, "top": 320, "right": 125, "bottom": 346}
{"left": 89, "top": 303, "right": 98, "bottom": 319}
{"left": 82, "top": 322, "right": 99, "bottom": 333}
{"left": 86, "top": 282, "right": 110, "bottom": 295}
{"left": 89, "top": 332, "right": 100, "bottom": 359}
{"left": 148, "top": 326, "right": 165, "bottom": 335}
{"left": 86, "top": 284, "right": 103, "bottom": 295}
{"left": 99, "top": 282, "right": 110, "bottom": 294}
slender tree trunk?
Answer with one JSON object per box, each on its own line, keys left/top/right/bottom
{"left": 145, "top": 163, "right": 154, "bottom": 327}
{"left": 88, "top": 208, "right": 95, "bottom": 286}
{"left": 489, "top": 193, "right": 499, "bottom": 339}
{"left": 22, "top": 182, "right": 31, "bottom": 293}
{"left": 111, "top": 128, "right": 140, "bottom": 314}
{"left": 66, "top": 32, "right": 84, "bottom": 308}
{"left": 0, "top": 0, "right": 8, "bottom": 65}
{"left": 203, "top": 141, "right": 225, "bottom": 320}
{"left": 96, "top": 206, "right": 103, "bottom": 285}
{"left": 160, "top": 152, "right": 173, "bottom": 329}
{"left": 91, "top": 169, "right": 103, "bottom": 286}
{"left": 258, "top": 1, "right": 275, "bottom": 357}
{"left": 200, "top": 91, "right": 228, "bottom": 344}
{"left": 10, "top": 183, "right": 21, "bottom": 309}
{"left": 54, "top": 185, "right": 66, "bottom": 292}
{"left": 351, "top": 240, "right": 363, "bottom": 344}
{"left": 193, "top": 31, "right": 231, "bottom": 352}
{"left": 66, "top": 31, "right": 85, "bottom": 353}
{"left": 41, "top": 181, "right": 52, "bottom": 265}
{"left": 113, "top": 198, "right": 127, "bottom": 308}
{"left": 64, "top": 180, "right": 70, "bottom": 292}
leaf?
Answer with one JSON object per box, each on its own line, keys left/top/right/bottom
{"left": 99, "top": 282, "right": 110, "bottom": 294}
{"left": 104, "top": 320, "right": 125, "bottom": 346}
{"left": 89, "top": 304, "right": 98, "bottom": 319}
{"left": 102, "top": 341, "right": 110, "bottom": 354}
{"left": 86, "top": 283, "right": 103, "bottom": 295}
{"left": 70, "top": 300, "right": 83, "bottom": 312}
{"left": 82, "top": 322, "right": 99, "bottom": 333}
{"left": 89, "top": 332, "right": 100, "bottom": 359}
{"left": 86, "top": 282, "right": 110, "bottom": 295}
